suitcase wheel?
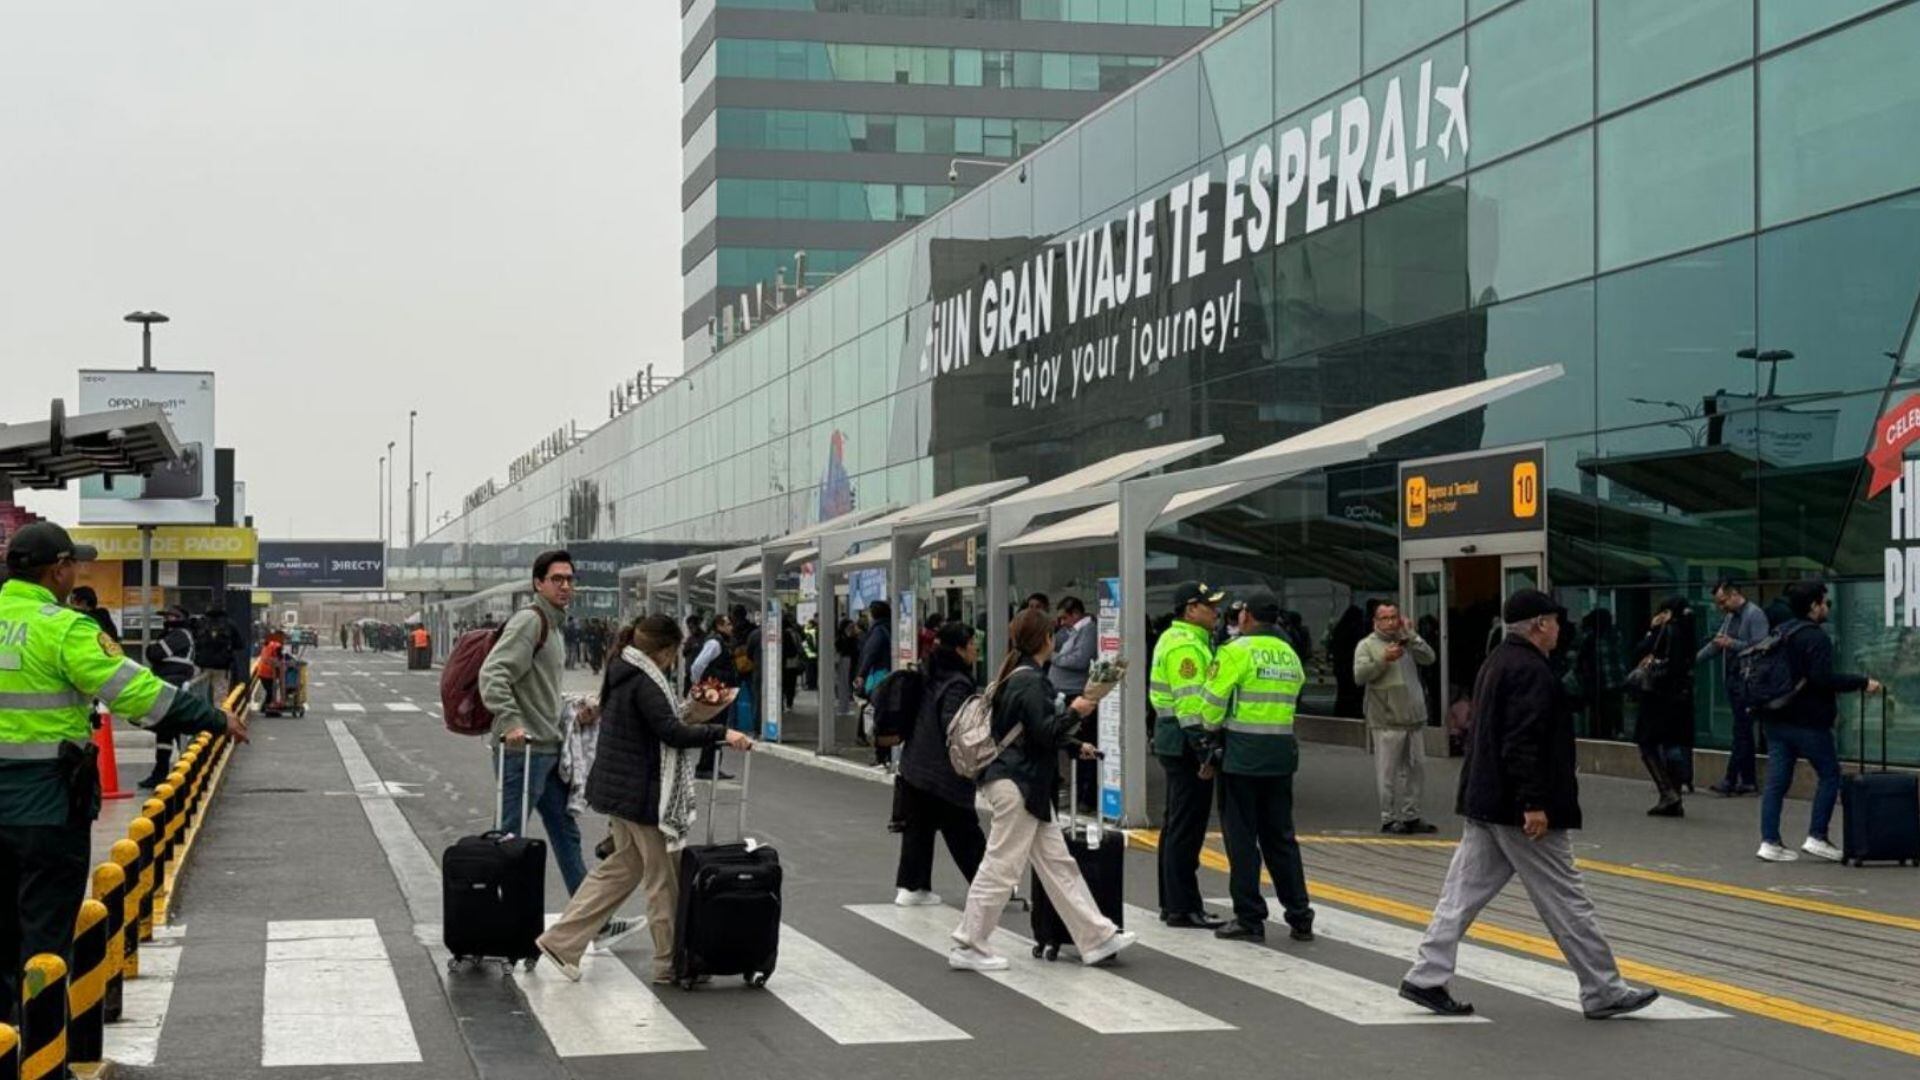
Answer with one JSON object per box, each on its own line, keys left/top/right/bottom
{"left": 523, "top": 957, "right": 538, "bottom": 972}
{"left": 1040, "top": 944, "right": 1060, "bottom": 961}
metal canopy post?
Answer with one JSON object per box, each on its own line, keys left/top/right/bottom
{"left": 759, "top": 555, "right": 782, "bottom": 743}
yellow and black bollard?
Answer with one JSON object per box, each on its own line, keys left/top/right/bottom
{"left": 69, "top": 899, "right": 110, "bottom": 1067}
{"left": 20, "top": 954, "right": 68, "bottom": 1080}
{"left": 111, "top": 838, "right": 142, "bottom": 985}
{"left": 0, "top": 1023, "right": 18, "bottom": 1077}
{"left": 129, "top": 814, "right": 159, "bottom": 941}
{"left": 93, "top": 859, "right": 129, "bottom": 1021}
{"left": 153, "top": 781, "right": 179, "bottom": 905}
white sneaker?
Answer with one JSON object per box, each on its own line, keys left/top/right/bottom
{"left": 589, "top": 917, "right": 646, "bottom": 955}
{"left": 1756, "top": 841, "right": 1800, "bottom": 862}
{"left": 1080, "top": 929, "right": 1137, "bottom": 967}
{"left": 894, "top": 888, "right": 942, "bottom": 907}
{"left": 947, "top": 946, "right": 1009, "bottom": 972}
{"left": 537, "top": 941, "right": 582, "bottom": 982}
{"left": 1801, "top": 837, "right": 1843, "bottom": 862}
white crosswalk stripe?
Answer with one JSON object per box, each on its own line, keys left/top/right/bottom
{"left": 331, "top": 703, "right": 365, "bottom": 713}
{"left": 261, "top": 919, "right": 421, "bottom": 1067}
{"left": 847, "top": 903, "right": 1234, "bottom": 1035}
{"left": 1305, "top": 906, "right": 1728, "bottom": 1021}
{"left": 383, "top": 702, "right": 421, "bottom": 712}
{"left": 765, "top": 924, "right": 970, "bottom": 1045}
{"left": 514, "top": 941, "right": 703, "bottom": 1057}
{"left": 1128, "top": 904, "right": 1481, "bottom": 1025}
{"left": 104, "top": 935, "right": 182, "bottom": 1067}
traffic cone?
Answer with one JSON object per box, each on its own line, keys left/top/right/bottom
{"left": 92, "top": 707, "right": 133, "bottom": 801}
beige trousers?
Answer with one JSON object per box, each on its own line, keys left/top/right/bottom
{"left": 951, "top": 779, "right": 1117, "bottom": 957}
{"left": 537, "top": 816, "right": 679, "bottom": 979}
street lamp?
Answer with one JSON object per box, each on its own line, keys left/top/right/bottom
{"left": 1735, "top": 347, "right": 1795, "bottom": 399}
{"left": 377, "top": 455, "right": 386, "bottom": 544}
{"left": 407, "top": 410, "right": 418, "bottom": 548}
{"left": 123, "top": 311, "right": 170, "bottom": 371}
{"left": 425, "top": 470, "right": 433, "bottom": 536}
{"left": 386, "top": 440, "right": 396, "bottom": 550}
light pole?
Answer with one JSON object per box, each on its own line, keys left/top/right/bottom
{"left": 378, "top": 455, "right": 387, "bottom": 546}
{"left": 407, "top": 409, "right": 417, "bottom": 548}
{"left": 386, "top": 440, "right": 396, "bottom": 552}
{"left": 122, "top": 311, "right": 169, "bottom": 654}
{"left": 123, "top": 311, "right": 169, "bottom": 371}
{"left": 425, "top": 471, "right": 433, "bottom": 536}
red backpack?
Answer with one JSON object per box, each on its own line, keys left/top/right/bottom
{"left": 440, "top": 610, "right": 549, "bottom": 736}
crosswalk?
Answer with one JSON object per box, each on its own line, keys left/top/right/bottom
{"left": 124, "top": 898, "right": 1726, "bottom": 1068}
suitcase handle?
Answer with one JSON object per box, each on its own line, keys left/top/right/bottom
{"left": 702, "top": 745, "right": 753, "bottom": 847}
{"left": 495, "top": 740, "right": 533, "bottom": 835}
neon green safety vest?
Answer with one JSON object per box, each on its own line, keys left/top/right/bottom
{"left": 1197, "top": 630, "right": 1304, "bottom": 777}
{"left": 0, "top": 578, "right": 177, "bottom": 756}
{"left": 1149, "top": 620, "right": 1213, "bottom": 758}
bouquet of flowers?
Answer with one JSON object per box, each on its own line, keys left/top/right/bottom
{"left": 1082, "top": 657, "right": 1129, "bottom": 703}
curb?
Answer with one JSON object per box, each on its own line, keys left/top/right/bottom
{"left": 754, "top": 741, "right": 893, "bottom": 785}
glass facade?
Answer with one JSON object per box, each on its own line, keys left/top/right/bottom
{"left": 714, "top": 39, "right": 1165, "bottom": 92}
{"left": 719, "top": 0, "right": 1263, "bottom": 27}
{"left": 716, "top": 108, "right": 1070, "bottom": 158}
{"left": 540, "top": 0, "right": 1920, "bottom": 760}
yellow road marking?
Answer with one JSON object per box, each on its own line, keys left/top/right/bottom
{"left": 1128, "top": 829, "right": 1920, "bottom": 1059}
{"left": 1287, "top": 834, "right": 1920, "bottom": 934}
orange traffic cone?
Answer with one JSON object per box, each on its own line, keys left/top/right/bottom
{"left": 94, "top": 707, "right": 134, "bottom": 801}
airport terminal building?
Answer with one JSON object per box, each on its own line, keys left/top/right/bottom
{"left": 432, "top": 0, "right": 1920, "bottom": 765}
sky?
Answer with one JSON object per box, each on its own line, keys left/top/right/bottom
{"left": 2, "top": 1, "right": 682, "bottom": 540}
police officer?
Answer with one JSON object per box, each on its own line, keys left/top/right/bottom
{"left": 1, "top": 521, "right": 243, "bottom": 1018}
{"left": 1149, "top": 580, "right": 1227, "bottom": 929}
{"left": 1198, "top": 588, "right": 1314, "bottom": 943}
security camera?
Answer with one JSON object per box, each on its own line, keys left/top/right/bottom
{"left": 947, "top": 165, "right": 959, "bottom": 183}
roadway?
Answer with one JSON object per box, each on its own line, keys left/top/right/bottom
{"left": 115, "top": 646, "right": 1920, "bottom": 1078}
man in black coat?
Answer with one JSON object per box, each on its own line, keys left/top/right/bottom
{"left": 1400, "top": 589, "right": 1660, "bottom": 1021}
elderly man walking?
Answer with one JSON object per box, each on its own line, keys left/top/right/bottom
{"left": 1399, "top": 589, "right": 1659, "bottom": 1020}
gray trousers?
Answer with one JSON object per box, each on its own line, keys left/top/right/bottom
{"left": 1406, "top": 820, "right": 1632, "bottom": 1011}
{"left": 1371, "top": 728, "right": 1425, "bottom": 823}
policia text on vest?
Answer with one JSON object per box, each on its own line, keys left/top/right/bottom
{"left": 1, "top": 521, "right": 238, "bottom": 1017}
{"left": 1197, "top": 589, "right": 1315, "bottom": 943}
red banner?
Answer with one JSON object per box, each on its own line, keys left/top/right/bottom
{"left": 1868, "top": 393, "right": 1920, "bottom": 498}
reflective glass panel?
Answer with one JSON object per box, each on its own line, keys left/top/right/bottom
{"left": 1597, "top": 0, "right": 1752, "bottom": 113}
{"left": 1468, "top": 131, "right": 1595, "bottom": 305}
{"left": 1467, "top": 0, "right": 1592, "bottom": 165}
{"left": 1597, "top": 71, "right": 1754, "bottom": 272}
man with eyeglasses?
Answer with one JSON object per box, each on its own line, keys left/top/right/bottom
{"left": 480, "top": 549, "right": 589, "bottom": 898}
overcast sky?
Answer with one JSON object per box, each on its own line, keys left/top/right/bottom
{"left": 3, "top": 1, "right": 681, "bottom": 540}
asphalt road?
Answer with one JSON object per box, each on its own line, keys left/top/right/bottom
{"left": 114, "top": 647, "right": 1920, "bottom": 1079}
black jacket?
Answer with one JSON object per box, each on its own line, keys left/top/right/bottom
{"left": 145, "top": 625, "right": 198, "bottom": 688}
{"left": 1457, "top": 634, "right": 1582, "bottom": 831}
{"left": 585, "top": 655, "right": 728, "bottom": 826}
{"left": 85, "top": 607, "right": 120, "bottom": 643}
{"left": 856, "top": 623, "right": 891, "bottom": 687}
{"left": 901, "top": 648, "right": 976, "bottom": 809}
{"left": 981, "top": 661, "right": 1085, "bottom": 821}
{"left": 1630, "top": 621, "right": 1696, "bottom": 748}
{"left": 1776, "top": 620, "right": 1866, "bottom": 730}
{"left": 195, "top": 614, "right": 237, "bottom": 671}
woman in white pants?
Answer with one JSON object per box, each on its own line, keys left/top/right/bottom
{"left": 949, "top": 609, "right": 1136, "bottom": 970}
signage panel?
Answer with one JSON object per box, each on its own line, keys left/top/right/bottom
{"left": 1399, "top": 448, "right": 1545, "bottom": 541}
{"left": 78, "top": 369, "right": 218, "bottom": 524}
{"left": 257, "top": 540, "right": 387, "bottom": 590}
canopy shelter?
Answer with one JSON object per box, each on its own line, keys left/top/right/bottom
{"left": 981, "top": 365, "right": 1563, "bottom": 823}
{"left": 0, "top": 401, "right": 181, "bottom": 490}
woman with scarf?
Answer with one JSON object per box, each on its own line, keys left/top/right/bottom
{"left": 536, "top": 614, "right": 752, "bottom": 983}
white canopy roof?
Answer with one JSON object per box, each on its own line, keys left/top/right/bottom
{"left": 824, "top": 478, "right": 1029, "bottom": 571}
{"left": 1004, "top": 367, "right": 1561, "bottom": 554}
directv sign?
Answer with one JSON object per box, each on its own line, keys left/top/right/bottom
{"left": 257, "top": 540, "right": 387, "bottom": 590}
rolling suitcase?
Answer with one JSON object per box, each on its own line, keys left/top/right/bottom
{"left": 1031, "top": 757, "right": 1124, "bottom": 961}
{"left": 673, "top": 748, "right": 782, "bottom": 988}
{"left": 443, "top": 745, "right": 547, "bottom": 970}
{"left": 1841, "top": 696, "right": 1920, "bottom": 867}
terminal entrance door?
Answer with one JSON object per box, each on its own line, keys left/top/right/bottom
{"left": 1404, "top": 549, "right": 1545, "bottom": 729}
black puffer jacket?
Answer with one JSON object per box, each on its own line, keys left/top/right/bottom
{"left": 981, "top": 661, "right": 1085, "bottom": 821}
{"left": 586, "top": 653, "right": 728, "bottom": 826}
{"left": 901, "top": 646, "right": 976, "bottom": 809}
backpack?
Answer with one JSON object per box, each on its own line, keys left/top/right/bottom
{"left": 947, "top": 670, "right": 1034, "bottom": 780}
{"left": 1732, "top": 620, "right": 1810, "bottom": 714}
{"left": 868, "top": 668, "right": 925, "bottom": 748}
{"left": 440, "top": 608, "right": 549, "bottom": 736}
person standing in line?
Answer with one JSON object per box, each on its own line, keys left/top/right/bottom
{"left": 1697, "top": 579, "right": 1769, "bottom": 796}
{"left": 892, "top": 621, "right": 988, "bottom": 906}
{"left": 1200, "top": 590, "right": 1315, "bottom": 942}
{"left": 688, "top": 613, "right": 740, "bottom": 780}
{"left": 856, "top": 600, "right": 893, "bottom": 764}
{"left": 1756, "top": 581, "right": 1880, "bottom": 863}
{"left": 780, "top": 619, "right": 804, "bottom": 711}
{"left": 1400, "top": 589, "right": 1659, "bottom": 1020}
{"left": 141, "top": 606, "right": 199, "bottom": 789}
{"left": 479, "top": 550, "right": 588, "bottom": 897}
{"left": 195, "top": 606, "right": 239, "bottom": 709}
{"left": 1354, "top": 601, "right": 1439, "bottom": 834}
{"left": 1149, "top": 581, "right": 1228, "bottom": 930}
{"left": 1050, "top": 596, "right": 1097, "bottom": 808}
{"left": 948, "top": 610, "right": 1134, "bottom": 971}
{"left": 1630, "top": 597, "right": 1696, "bottom": 817}
{"left": 339, "top": 624, "right": 349, "bottom": 650}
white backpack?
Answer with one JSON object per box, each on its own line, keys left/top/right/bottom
{"left": 946, "top": 671, "right": 1033, "bottom": 779}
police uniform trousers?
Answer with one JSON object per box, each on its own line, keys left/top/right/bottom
{"left": 0, "top": 820, "right": 90, "bottom": 1023}
{"left": 1156, "top": 746, "right": 1215, "bottom": 918}
{"left": 1218, "top": 772, "right": 1312, "bottom": 930}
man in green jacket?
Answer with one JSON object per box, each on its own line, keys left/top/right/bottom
{"left": 1354, "top": 601, "right": 1439, "bottom": 834}
{"left": 1198, "top": 589, "right": 1313, "bottom": 942}
{"left": 1149, "top": 581, "right": 1227, "bottom": 929}
{"left": 1, "top": 521, "right": 241, "bottom": 1016}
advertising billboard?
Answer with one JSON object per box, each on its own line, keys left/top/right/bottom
{"left": 257, "top": 540, "right": 387, "bottom": 591}
{"left": 78, "top": 369, "right": 218, "bottom": 525}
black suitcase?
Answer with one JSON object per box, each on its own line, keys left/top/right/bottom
{"left": 1841, "top": 696, "right": 1920, "bottom": 867}
{"left": 673, "top": 748, "right": 782, "bottom": 988}
{"left": 444, "top": 746, "right": 547, "bottom": 969}
{"left": 1031, "top": 758, "right": 1124, "bottom": 961}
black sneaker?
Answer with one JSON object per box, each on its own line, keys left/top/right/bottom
{"left": 1380, "top": 820, "right": 1406, "bottom": 834}
{"left": 1403, "top": 819, "right": 1440, "bottom": 835}
{"left": 1164, "top": 911, "right": 1228, "bottom": 930}
{"left": 1399, "top": 980, "right": 1475, "bottom": 1016}
{"left": 1585, "top": 987, "right": 1660, "bottom": 1020}
{"left": 1287, "top": 918, "right": 1315, "bottom": 943}
{"left": 1213, "top": 920, "right": 1265, "bottom": 942}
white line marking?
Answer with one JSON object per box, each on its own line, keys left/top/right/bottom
{"left": 847, "top": 903, "right": 1233, "bottom": 1035}
{"left": 383, "top": 702, "right": 421, "bottom": 712}
{"left": 262, "top": 918, "right": 422, "bottom": 1067}
{"left": 765, "top": 925, "right": 969, "bottom": 1045}
{"left": 104, "top": 940, "right": 180, "bottom": 1067}
{"left": 1128, "top": 904, "right": 1480, "bottom": 1025}
{"left": 332, "top": 703, "right": 366, "bottom": 713}
{"left": 512, "top": 915, "right": 703, "bottom": 1057}
{"left": 1307, "top": 905, "right": 1729, "bottom": 1021}
{"left": 323, "top": 721, "right": 442, "bottom": 925}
